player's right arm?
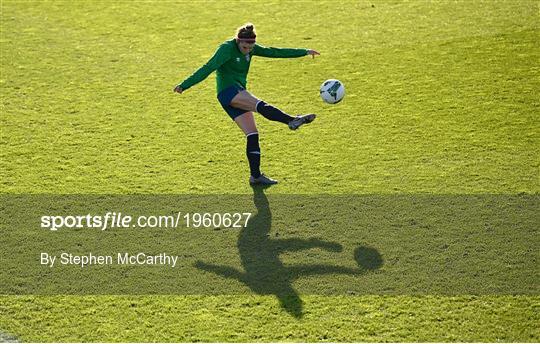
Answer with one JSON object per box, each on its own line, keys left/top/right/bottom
{"left": 173, "top": 43, "right": 231, "bottom": 93}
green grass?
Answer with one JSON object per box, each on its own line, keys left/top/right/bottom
{"left": 1, "top": 0, "right": 538, "bottom": 194}
{"left": 1, "top": 194, "right": 538, "bottom": 297}
{"left": 1, "top": 0, "right": 539, "bottom": 342}
{"left": 0, "top": 295, "right": 538, "bottom": 342}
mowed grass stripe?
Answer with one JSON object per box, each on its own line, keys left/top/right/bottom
{"left": 0, "top": 295, "right": 537, "bottom": 342}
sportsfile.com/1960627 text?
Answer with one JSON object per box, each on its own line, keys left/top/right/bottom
{"left": 40, "top": 212, "right": 253, "bottom": 231}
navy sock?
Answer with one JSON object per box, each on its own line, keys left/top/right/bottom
{"left": 246, "top": 133, "right": 261, "bottom": 178}
{"left": 256, "top": 101, "right": 294, "bottom": 124}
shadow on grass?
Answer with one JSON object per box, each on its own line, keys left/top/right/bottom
{"left": 195, "top": 185, "right": 383, "bottom": 318}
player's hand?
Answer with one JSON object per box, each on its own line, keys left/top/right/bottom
{"left": 307, "top": 50, "right": 320, "bottom": 58}
{"left": 173, "top": 85, "right": 184, "bottom": 94}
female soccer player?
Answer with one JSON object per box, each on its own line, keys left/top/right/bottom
{"left": 173, "top": 23, "right": 320, "bottom": 185}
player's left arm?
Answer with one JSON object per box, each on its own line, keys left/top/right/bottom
{"left": 252, "top": 44, "right": 320, "bottom": 58}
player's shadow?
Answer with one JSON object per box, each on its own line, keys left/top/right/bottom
{"left": 195, "top": 185, "right": 382, "bottom": 318}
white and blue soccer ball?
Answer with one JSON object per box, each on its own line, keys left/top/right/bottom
{"left": 320, "top": 79, "right": 345, "bottom": 104}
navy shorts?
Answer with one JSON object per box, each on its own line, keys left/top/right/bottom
{"left": 217, "top": 85, "right": 248, "bottom": 120}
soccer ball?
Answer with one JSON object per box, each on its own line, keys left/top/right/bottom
{"left": 320, "top": 79, "right": 345, "bottom": 104}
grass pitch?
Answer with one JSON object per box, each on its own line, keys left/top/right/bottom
{"left": 1, "top": 0, "right": 539, "bottom": 342}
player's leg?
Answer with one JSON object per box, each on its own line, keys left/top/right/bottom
{"left": 231, "top": 90, "right": 316, "bottom": 130}
{"left": 234, "top": 112, "right": 277, "bottom": 185}
{"left": 228, "top": 91, "right": 259, "bottom": 112}
{"left": 231, "top": 90, "right": 292, "bottom": 124}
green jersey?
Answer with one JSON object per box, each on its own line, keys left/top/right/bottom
{"left": 179, "top": 39, "right": 308, "bottom": 94}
